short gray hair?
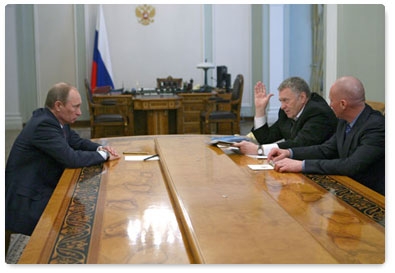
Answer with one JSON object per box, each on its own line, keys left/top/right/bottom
{"left": 45, "top": 82, "right": 74, "bottom": 109}
{"left": 278, "top": 77, "right": 311, "bottom": 98}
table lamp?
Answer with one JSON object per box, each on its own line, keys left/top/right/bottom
{"left": 197, "top": 60, "right": 215, "bottom": 91}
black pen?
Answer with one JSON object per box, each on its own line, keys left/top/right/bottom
{"left": 143, "top": 154, "right": 159, "bottom": 161}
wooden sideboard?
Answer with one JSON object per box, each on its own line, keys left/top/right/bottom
{"left": 91, "top": 94, "right": 134, "bottom": 136}
{"left": 132, "top": 95, "right": 183, "bottom": 135}
{"left": 93, "top": 91, "right": 232, "bottom": 136}
{"left": 177, "top": 92, "right": 213, "bottom": 134}
{"left": 178, "top": 92, "right": 232, "bottom": 134}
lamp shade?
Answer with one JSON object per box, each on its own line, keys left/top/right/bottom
{"left": 196, "top": 62, "right": 215, "bottom": 69}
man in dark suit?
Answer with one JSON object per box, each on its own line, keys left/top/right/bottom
{"left": 268, "top": 76, "right": 385, "bottom": 195}
{"left": 5, "top": 82, "right": 121, "bottom": 252}
{"left": 234, "top": 77, "right": 338, "bottom": 155}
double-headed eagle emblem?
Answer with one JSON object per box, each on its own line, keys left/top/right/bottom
{"left": 135, "top": 4, "right": 155, "bottom": 26}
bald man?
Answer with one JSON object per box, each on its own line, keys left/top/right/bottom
{"left": 267, "top": 76, "right": 385, "bottom": 195}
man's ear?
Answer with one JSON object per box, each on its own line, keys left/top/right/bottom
{"left": 54, "top": 101, "right": 63, "bottom": 112}
{"left": 300, "top": 92, "right": 308, "bottom": 103}
{"left": 340, "top": 99, "right": 347, "bottom": 109}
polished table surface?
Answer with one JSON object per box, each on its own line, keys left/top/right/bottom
{"left": 18, "top": 135, "right": 385, "bottom": 264}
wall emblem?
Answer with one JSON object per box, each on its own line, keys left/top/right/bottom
{"left": 135, "top": 4, "right": 155, "bottom": 26}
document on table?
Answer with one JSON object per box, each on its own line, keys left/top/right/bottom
{"left": 217, "top": 144, "right": 243, "bottom": 154}
{"left": 125, "top": 155, "right": 159, "bottom": 161}
{"left": 248, "top": 164, "right": 274, "bottom": 170}
{"left": 247, "top": 154, "right": 267, "bottom": 159}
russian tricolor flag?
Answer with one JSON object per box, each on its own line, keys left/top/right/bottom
{"left": 91, "top": 5, "right": 114, "bottom": 91}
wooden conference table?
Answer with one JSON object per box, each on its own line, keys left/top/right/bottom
{"left": 18, "top": 135, "right": 385, "bottom": 264}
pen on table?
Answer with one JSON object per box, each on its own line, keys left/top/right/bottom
{"left": 123, "top": 152, "right": 149, "bottom": 155}
{"left": 143, "top": 154, "right": 159, "bottom": 161}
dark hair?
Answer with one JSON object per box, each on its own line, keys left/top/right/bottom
{"left": 45, "top": 82, "right": 74, "bottom": 109}
{"left": 278, "top": 77, "right": 311, "bottom": 98}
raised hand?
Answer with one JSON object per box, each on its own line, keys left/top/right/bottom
{"left": 254, "top": 81, "right": 274, "bottom": 117}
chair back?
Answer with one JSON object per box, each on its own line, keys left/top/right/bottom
{"left": 157, "top": 76, "right": 183, "bottom": 89}
{"left": 366, "top": 100, "right": 385, "bottom": 115}
{"left": 84, "top": 78, "right": 94, "bottom": 103}
{"left": 230, "top": 74, "right": 244, "bottom": 114}
{"left": 84, "top": 78, "right": 96, "bottom": 120}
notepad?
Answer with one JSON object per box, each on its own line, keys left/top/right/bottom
{"left": 248, "top": 164, "right": 274, "bottom": 170}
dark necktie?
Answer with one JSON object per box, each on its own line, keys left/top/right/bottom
{"left": 345, "top": 124, "right": 352, "bottom": 135}
{"left": 290, "top": 119, "right": 296, "bottom": 136}
{"left": 62, "top": 126, "right": 67, "bottom": 139}
{"left": 344, "top": 124, "right": 351, "bottom": 141}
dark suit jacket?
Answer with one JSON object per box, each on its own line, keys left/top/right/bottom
{"left": 252, "top": 93, "right": 338, "bottom": 149}
{"left": 292, "top": 104, "right": 385, "bottom": 195}
{"left": 5, "top": 108, "right": 106, "bottom": 235}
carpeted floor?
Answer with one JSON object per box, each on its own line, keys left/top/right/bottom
{"left": 5, "top": 234, "right": 30, "bottom": 264}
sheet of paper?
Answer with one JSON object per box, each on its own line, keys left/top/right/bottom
{"left": 125, "top": 155, "right": 159, "bottom": 161}
{"left": 247, "top": 155, "right": 267, "bottom": 159}
{"left": 248, "top": 164, "right": 274, "bottom": 170}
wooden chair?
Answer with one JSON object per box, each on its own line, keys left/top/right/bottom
{"left": 84, "top": 78, "right": 130, "bottom": 138}
{"left": 200, "top": 74, "right": 244, "bottom": 135}
{"left": 157, "top": 76, "right": 183, "bottom": 89}
{"left": 366, "top": 100, "right": 385, "bottom": 115}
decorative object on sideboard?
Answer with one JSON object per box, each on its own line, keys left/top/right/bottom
{"left": 197, "top": 60, "right": 215, "bottom": 92}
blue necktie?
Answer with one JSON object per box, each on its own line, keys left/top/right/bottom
{"left": 345, "top": 124, "right": 352, "bottom": 136}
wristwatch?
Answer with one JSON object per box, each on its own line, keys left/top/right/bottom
{"left": 257, "top": 146, "right": 263, "bottom": 156}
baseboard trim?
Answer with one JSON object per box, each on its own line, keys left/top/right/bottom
{"left": 5, "top": 114, "right": 23, "bottom": 130}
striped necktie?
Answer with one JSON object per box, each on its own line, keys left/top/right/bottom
{"left": 345, "top": 124, "right": 352, "bottom": 135}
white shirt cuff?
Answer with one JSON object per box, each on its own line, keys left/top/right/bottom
{"left": 97, "top": 146, "right": 108, "bottom": 160}
{"left": 254, "top": 116, "right": 267, "bottom": 129}
{"left": 261, "top": 143, "right": 279, "bottom": 155}
{"left": 97, "top": 150, "right": 108, "bottom": 160}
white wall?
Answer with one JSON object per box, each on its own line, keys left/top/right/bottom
{"left": 5, "top": 5, "right": 22, "bottom": 130}
{"left": 212, "top": 4, "right": 251, "bottom": 118}
{"left": 5, "top": 4, "right": 386, "bottom": 130}
{"left": 34, "top": 4, "right": 77, "bottom": 106}
{"left": 337, "top": 4, "right": 385, "bottom": 102}
{"left": 325, "top": 4, "right": 385, "bottom": 103}
{"left": 85, "top": 4, "right": 204, "bottom": 90}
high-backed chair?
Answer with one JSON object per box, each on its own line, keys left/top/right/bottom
{"left": 157, "top": 76, "right": 183, "bottom": 89}
{"left": 366, "top": 100, "right": 385, "bottom": 115}
{"left": 200, "top": 74, "right": 244, "bottom": 135}
{"left": 84, "top": 78, "right": 130, "bottom": 138}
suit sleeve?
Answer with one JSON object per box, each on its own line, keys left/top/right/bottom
{"left": 252, "top": 100, "right": 337, "bottom": 148}
{"left": 293, "top": 115, "right": 385, "bottom": 177}
{"left": 67, "top": 127, "right": 101, "bottom": 151}
{"left": 33, "top": 121, "right": 105, "bottom": 168}
{"left": 277, "top": 103, "right": 337, "bottom": 149}
{"left": 252, "top": 118, "right": 284, "bottom": 144}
